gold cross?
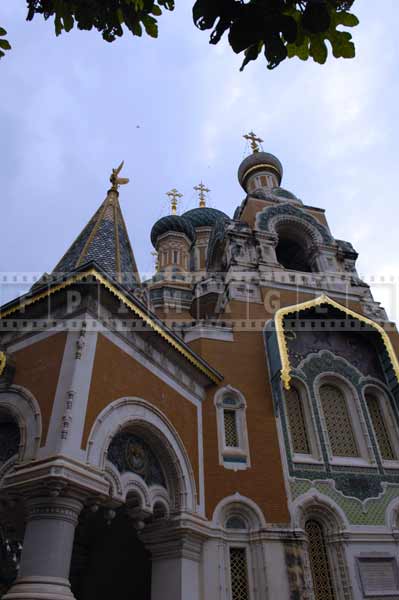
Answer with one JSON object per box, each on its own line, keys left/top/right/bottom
{"left": 166, "top": 188, "right": 183, "bottom": 214}
{"left": 194, "top": 182, "right": 210, "bottom": 208}
{"left": 244, "top": 131, "right": 263, "bottom": 153}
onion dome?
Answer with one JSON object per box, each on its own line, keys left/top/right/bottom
{"left": 238, "top": 151, "right": 283, "bottom": 191}
{"left": 182, "top": 207, "right": 229, "bottom": 228}
{"left": 150, "top": 214, "right": 196, "bottom": 248}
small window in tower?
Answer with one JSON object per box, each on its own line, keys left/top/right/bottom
{"left": 173, "top": 250, "right": 178, "bottom": 264}
{"left": 260, "top": 175, "right": 267, "bottom": 187}
{"left": 215, "top": 388, "right": 251, "bottom": 470}
{"left": 366, "top": 392, "right": 396, "bottom": 461}
{"left": 229, "top": 547, "right": 250, "bottom": 600}
{"left": 224, "top": 410, "right": 239, "bottom": 448}
{"left": 275, "top": 226, "right": 313, "bottom": 272}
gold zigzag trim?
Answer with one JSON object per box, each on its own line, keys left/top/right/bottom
{"left": 274, "top": 294, "right": 399, "bottom": 390}
{"left": 0, "top": 269, "right": 221, "bottom": 384}
{"left": 0, "top": 352, "right": 6, "bottom": 378}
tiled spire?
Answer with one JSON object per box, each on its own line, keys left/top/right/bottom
{"left": 53, "top": 186, "right": 140, "bottom": 290}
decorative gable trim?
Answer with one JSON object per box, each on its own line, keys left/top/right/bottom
{"left": 274, "top": 294, "right": 399, "bottom": 391}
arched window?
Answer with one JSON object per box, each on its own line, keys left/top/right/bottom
{"left": 365, "top": 391, "right": 397, "bottom": 461}
{"left": 0, "top": 412, "right": 20, "bottom": 466}
{"left": 305, "top": 519, "right": 335, "bottom": 600}
{"left": 226, "top": 515, "right": 247, "bottom": 530}
{"left": 319, "top": 383, "right": 359, "bottom": 458}
{"left": 286, "top": 386, "right": 311, "bottom": 455}
{"left": 275, "top": 225, "right": 314, "bottom": 272}
{"left": 215, "top": 389, "right": 250, "bottom": 470}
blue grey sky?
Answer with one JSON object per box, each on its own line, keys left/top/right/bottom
{"left": 1, "top": 1, "right": 398, "bottom": 319}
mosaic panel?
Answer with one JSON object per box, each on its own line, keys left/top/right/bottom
{"left": 291, "top": 479, "right": 399, "bottom": 526}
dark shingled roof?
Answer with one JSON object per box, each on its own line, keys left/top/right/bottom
{"left": 52, "top": 189, "right": 140, "bottom": 290}
{"left": 182, "top": 207, "right": 229, "bottom": 228}
{"left": 150, "top": 214, "right": 196, "bottom": 248}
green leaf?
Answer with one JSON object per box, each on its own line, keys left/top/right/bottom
{"left": 141, "top": 15, "right": 158, "bottom": 37}
{"left": 327, "top": 30, "right": 355, "bottom": 59}
{"left": 63, "top": 13, "right": 74, "bottom": 32}
{"left": 309, "top": 35, "right": 328, "bottom": 64}
{"left": 287, "top": 37, "right": 310, "bottom": 61}
{"left": 335, "top": 11, "right": 359, "bottom": 28}
{"left": 0, "top": 39, "right": 11, "bottom": 50}
{"left": 151, "top": 5, "right": 162, "bottom": 16}
{"left": 0, "top": 27, "right": 7, "bottom": 36}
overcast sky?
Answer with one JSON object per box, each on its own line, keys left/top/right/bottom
{"left": 1, "top": 1, "right": 398, "bottom": 321}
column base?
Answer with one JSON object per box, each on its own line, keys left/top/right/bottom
{"left": 3, "top": 576, "right": 76, "bottom": 600}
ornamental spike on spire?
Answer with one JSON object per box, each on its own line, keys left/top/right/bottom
{"left": 109, "top": 160, "right": 130, "bottom": 192}
{"left": 194, "top": 182, "right": 210, "bottom": 208}
{"left": 244, "top": 131, "right": 263, "bottom": 153}
{"left": 166, "top": 188, "right": 183, "bottom": 215}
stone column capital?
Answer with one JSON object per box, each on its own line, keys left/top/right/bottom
{"left": 25, "top": 496, "right": 84, "bottom": 527}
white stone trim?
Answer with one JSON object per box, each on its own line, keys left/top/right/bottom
{"left": 0, "top": 385, "right": 42, "bottom": 462}
{"left": 86, "top": 397, "right": 198, "bottom": 512}
{"left": 41, "top": 327, "right": 98, "bottom": 461}
{"left": 214, "top": 386, "right": 251, "bottom": 470}
{"left": 212, "top": 494, "right": 266, "bottom": 529}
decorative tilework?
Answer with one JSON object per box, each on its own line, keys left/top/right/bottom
{"left": 291, "top": 479, "right": 399, "bottom": 526}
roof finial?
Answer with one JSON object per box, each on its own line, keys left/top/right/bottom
{"left": 110, "top": 160, "right": 130, "bottom": 192}
{"left": 194, "top": 182, "right": 210, "bottom": 208}
{"left": 166, "top": 188, "right": 183, "bottom": 215}
{"left": 244, "top": 131, "right": 263, "bottom": 154}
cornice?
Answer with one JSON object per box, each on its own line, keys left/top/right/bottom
{"left": 0, "top": 267, "right": 222, "bottom": 385}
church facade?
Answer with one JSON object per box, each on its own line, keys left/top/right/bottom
{"left": 1, "top": 139, "right": 399, "bottom": 600}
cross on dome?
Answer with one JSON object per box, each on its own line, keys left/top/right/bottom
{"left": 194, "top": 182, "right": 210, "bottom": 208}
{"left": 243, "top": 131, "right": 263, "bottom": 153}
{"left": 166, "top": 188, "right": 183, "bottom": 214}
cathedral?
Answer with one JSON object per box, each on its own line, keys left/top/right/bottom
{"left": 1, "top": 135, "right": 399, "bottom": 600}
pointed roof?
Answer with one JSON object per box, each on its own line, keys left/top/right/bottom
{"left": 53, "top": 188, "right": 140, "bottom": 290}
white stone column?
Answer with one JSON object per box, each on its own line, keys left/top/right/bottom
{"left": 141, "top": 523, "right": 204, "bottom": 600}
{"left": 4, "top": 496, "right": 83, "bottom": 600}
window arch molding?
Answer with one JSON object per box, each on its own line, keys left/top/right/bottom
{"left": 86, "top": 397, "right": 197, "bottom": 512}
{"left": 214, "top": 386, "right": 250, "bottom": 470}
{"left": 0, "top": 385, "right": 42, "bottom": 464}
{"left": 212, "top": 496, "right": 267, "bottom": 600}
{"left": 362, "top": 382, "right": 399, "bottom": 465}
{"left": 313, "top": 373, "right": 373, "bottom": 466}
{"left": 284, "top": 377, "right": 321, "bottom": 463}
{"left": 212, "top": 494, "right": 266, "bottom": 531}
{"left": 292, "top": 494, "right": 351, "bottom": 600}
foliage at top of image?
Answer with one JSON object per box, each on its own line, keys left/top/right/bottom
{"left": 1, "top": 0, "right": 359, "bottom": 71}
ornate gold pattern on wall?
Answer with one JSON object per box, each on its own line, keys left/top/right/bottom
{"left": 305, "top": 520, "right": 335, "bottom": 600}
{"left": 366, "top": 393, "right": 395, "bottom": 461}
{"left": 286, "top": 387, "right": 310, "bottom": 454}
{"left": 230, "top": 548, "right": 250, "bottom": 600}
{"left": 320, "top": 384, "right": 359, "bottom": 458}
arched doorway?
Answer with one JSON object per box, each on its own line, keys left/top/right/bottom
{"left": 305, "top": 519, "right": 335, "bottom": 600}
{"left": 70, "top": 507, "right": 151, "bottom": 600}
